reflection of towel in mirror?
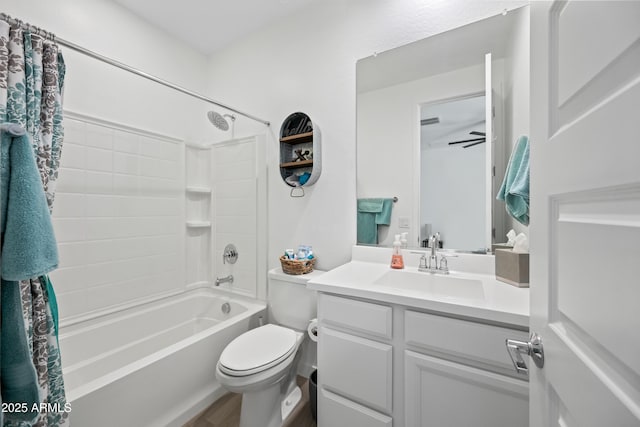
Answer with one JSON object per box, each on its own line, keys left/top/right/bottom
{"left": 497, "top": 135, "right": 530, "bottom": 226}
{"left": 357, "top": 198, "right": 394, "bottom": 244}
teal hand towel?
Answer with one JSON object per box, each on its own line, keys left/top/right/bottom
{"left": 497, "top": 135, "right": 530, "bottom": 226}
{"left": 1, "top": 280, "right": 41, "bottom": 422}
{"left": 1, "top": 123, "right": 59, "bottom": 280}
{"left": 357, "top": 198, "right": 394, "bottom": 244}
{"left": 376, "top": 198, "right": 393, "bottom": 226}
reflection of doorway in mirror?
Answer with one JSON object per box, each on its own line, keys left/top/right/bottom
{"left": 420, "top": 94, "right": 487, "bottom": 251}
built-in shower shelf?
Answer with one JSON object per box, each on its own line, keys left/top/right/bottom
{"left": 186, "top": 186, "right": 212, "bottom": 194}
{"left": 186, "top": 221, "right": 211, "bottom": 228}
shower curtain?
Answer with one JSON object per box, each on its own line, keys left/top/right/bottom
{"left": 0, "top": 19, "right": 69, "bottom": 427}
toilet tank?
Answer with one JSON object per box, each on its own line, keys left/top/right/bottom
{"left": 267, "top": 267, "right": 325, "bottom": 331}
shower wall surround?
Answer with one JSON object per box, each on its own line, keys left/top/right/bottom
{"left": 185, "top": 137, "right": 267, "bottom": 300}
{"left": 51, "top": 113, "right": 185, "bottom": 323}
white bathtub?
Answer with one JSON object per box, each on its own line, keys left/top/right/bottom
{"left": 59, "top": 289, "right": 266, "bottom": 427}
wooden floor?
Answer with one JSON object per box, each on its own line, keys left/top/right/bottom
{"left": 183, "top": 376, "right": 316, "bottom": 427}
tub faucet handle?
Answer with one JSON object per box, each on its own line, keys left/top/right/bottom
{"left": 223, "top": 243, "right": 238, "bottom": 264}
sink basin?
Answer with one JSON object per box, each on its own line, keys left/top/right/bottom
{"left": 373, "top": 270, "right": 484, "bottom": 300}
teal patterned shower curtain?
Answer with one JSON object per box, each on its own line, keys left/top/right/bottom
{"left": 0, "top": 18, "right": 69, "bottom": 427}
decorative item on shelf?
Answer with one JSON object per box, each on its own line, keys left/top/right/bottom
{"left": 283, "top": 114, "right": 312, "bottom": 137}
{"left": 294, "top": 149, "right": 312, "bottom": 162}
{"left": 279, "top": 112, "right": 321, "bottom": 198}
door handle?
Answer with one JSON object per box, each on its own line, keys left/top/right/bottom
{"left": 506, "top": 332, "right": 544, "bottom": 375}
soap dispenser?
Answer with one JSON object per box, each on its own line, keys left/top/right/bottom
{"left": 391, "top": 234, "right": 405, "bottom": 269}
{"left": 400, "top": 232, "right": 408, "bottom": 248}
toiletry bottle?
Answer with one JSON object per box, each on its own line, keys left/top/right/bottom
{"left": 391, "top": 234, "right": 405, "bottom": 269}
{"left": 400, "top": 232, "right": 408, "bottom": 248}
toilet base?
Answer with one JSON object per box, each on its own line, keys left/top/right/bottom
{"left": 281, "top": 386, "right": 302, "bottom": 422}
{"left": 239, "top": 384, "right": 301, "bottom": 427}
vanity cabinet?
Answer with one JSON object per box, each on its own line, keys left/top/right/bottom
{"left": 316, "top": 293, "right": 529, "bottom": 427}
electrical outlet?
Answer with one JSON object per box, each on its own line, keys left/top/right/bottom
{"left": 398, "top": 217, "right": 410, "bottom": 228}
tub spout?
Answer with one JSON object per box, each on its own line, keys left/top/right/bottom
{"left": 215, "top": 275, "right": 234, "bottom": 286}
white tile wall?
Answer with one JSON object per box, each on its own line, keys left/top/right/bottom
{"left": 51, "top": 114, "right": 185, "bottom": 321}
{"left": 213, "top": 140, "right": 258, "bottom": 297}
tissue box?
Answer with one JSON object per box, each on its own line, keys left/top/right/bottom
{"left": 495, "top": 249, "right": 529, "bottom": 288}
{"left": 492, "top": 243, "right": 513, "bottom": 252}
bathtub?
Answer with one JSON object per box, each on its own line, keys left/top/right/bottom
{"left": 59, "top": 289, "right": 266, "bottom": 427}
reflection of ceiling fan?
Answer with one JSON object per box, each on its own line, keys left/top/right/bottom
{"left": 448, "top": 131, "right": 486, "bottom": 148}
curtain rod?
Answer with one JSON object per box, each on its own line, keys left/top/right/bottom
{"left": 0, "top": 13, "right": 271, "bottom": 126}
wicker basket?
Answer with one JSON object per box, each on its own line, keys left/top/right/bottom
{"left": 280, "top": 256, "right": 316, "bottom": 275}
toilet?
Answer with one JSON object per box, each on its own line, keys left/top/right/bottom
{"left": 216, "top": 267, "right": 324, "bottom": 427}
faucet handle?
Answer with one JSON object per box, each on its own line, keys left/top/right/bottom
{"left": 438, "top": 254, "right": 458, "bottom": 274}
{"left": 418, "top": 254, "right": 428, "bottom": 270}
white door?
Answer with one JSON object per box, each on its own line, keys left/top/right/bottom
{"left": 529, "top": 1, "right": 640, "bottom": 426}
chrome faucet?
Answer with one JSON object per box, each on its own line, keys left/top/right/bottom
{"left": 429, "top": 233, "right": 439, "bottom": 270}
{"left": 417, "top": 233, "right": 456, "bottom": 274}
{"left": 215, "top": 274, "right": 234, "bottom": 286}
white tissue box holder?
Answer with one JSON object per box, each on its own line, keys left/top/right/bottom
{"left": 495, "top": 249, "right": 529, "bottom": 288}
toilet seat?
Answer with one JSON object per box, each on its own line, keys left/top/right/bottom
{"left": 218, "top": 324, "right": 298, "bottom": 377}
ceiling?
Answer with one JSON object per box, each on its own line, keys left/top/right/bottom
{"left": 111, "top": 0, "right": 314, "bottom": 55}
{"left": 421, "top": 95, "right": 486, "bottom": 149}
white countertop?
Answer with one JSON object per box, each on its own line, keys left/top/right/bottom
{"left": 307, "top": 260, "right": 529, "bottom": 328}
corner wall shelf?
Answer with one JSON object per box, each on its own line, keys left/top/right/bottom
{"left": 186, "top": 221, "right": 211, "bottom": 228}
{"left": 186, "top": 186, "right": 212, "bottom": 194}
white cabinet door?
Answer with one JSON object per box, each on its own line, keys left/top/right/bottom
{"left": 405, "top": 351, "right": 529, "bottom": 427}
{"left": 530, "top": 2, "right": 640, "bottom": 426}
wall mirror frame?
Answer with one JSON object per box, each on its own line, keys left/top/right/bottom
{"left": 356, "top": 5, "right": 530, "bottom": 252}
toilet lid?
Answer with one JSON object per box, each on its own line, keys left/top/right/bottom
{"left": 219, "top": 324, "right": 298, "bottom": 376}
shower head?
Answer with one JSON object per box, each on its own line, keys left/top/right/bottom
{"left": 207, "top": 111, "right": 236, "bottom": 131}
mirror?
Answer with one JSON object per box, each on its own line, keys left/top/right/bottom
{"left": 356, "top": 6, "right": 529, "bottom": 251}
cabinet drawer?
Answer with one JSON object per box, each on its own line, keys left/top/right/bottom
{"left": 319, "top": 388, "right": 392, "bottom": 427}
{"left": 405, "top": 310, "right": 529, "bottom": 372}
{"left": 319, "top": 293, "right": 392, "bottom": 339}
{"left": 318, "top": 327, "right": 393, "bottom": 413}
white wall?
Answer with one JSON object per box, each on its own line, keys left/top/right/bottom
{"left": 203, "top": 0, "right": 528, "bottom": 271}
{"left": 2, "top": 0, "right": 210, "bottom": 140}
